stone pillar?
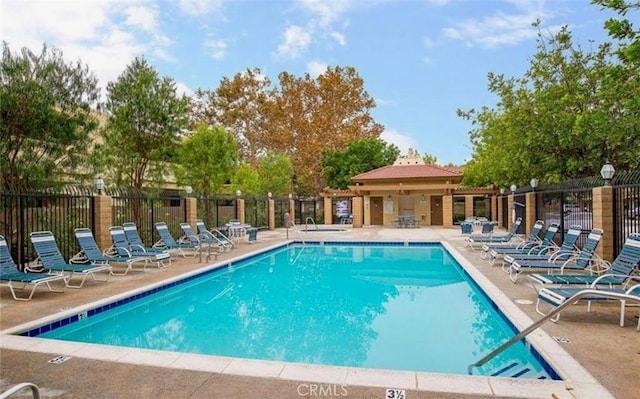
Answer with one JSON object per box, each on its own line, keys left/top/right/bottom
{"left": 184, "top": 197, "right": 197, "bottom": 229}
{"left": 443, "top": 194, "right": 453, "bottom": 228}
{"left": 268, "top": 198, "right": 275, "bottom": 230}
{"left": 324, "top": 196, "right": 332, "bottom": 225}
{"left": 289, "top": 198, "right": 295, "bottom": 224}
{"left": 497, "top": 196, "right": 503, "bottom": 227}
{"left": 464, "top": 195, "right": 474, "bottom": 218}
{"left": 93, "top": 194, "right": 113, "bottom": 251}
{"left": 593, "top": 186, "right": 614, "bottom": 262}
{"left": 491, "top": 195, "right": 498, "bottom": 222}
{"left": 352, "top": 197, "right": 363, "bottom": 228}
{"left": 236, "top": 198, "right": 245, "bottom": 224}
{"left": 525, "top": 192, "right": 537, "bottom": 236}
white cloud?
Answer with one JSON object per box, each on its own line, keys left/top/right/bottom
{"left": 124, "top": 5, "right": 159, "bottom": 33}
{"left": 380, "top": 129, "right": 416, "bottom": 155}
{"left": 276, "top": 25, "right": 312, "bottom": 58}
{"left": 441, "top": 5, "right": 548, "bottom": 48}
{"left": 306, "top": 61, "right": 328, "bottom": 78}
{"left": 330, "top": 31, "right": 346, "bottom": 46}
{"left": 298, "top": 0, "right": 352, "bottom": 27}
{"left": 178, "top": 0, "right": 224, "bottom": 15}
{"left": 205, "top": 39, "right": 228, "bottom": 59}
{"left": 175, "top": 81, "right": 194, "bottom": 98}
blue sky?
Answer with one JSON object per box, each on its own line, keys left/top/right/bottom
{"left": 1, "top": 0, "right": 618, "bottom": 165}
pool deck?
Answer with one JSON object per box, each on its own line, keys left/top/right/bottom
{"left": 0, "top": 226, "right": 637, "bottom": 399}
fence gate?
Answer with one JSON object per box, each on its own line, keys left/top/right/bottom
{"left": 612, "top": 171, "right": 640, "bottom": 258}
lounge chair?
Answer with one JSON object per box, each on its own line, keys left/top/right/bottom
{"left": 154, "top": 222, "right": 200, "bottom": 258}
{"left": 528, "top": 232, "right": 640, "bottom": 289}
{"left": 122, "top": 222, "right": 171, "bottom": 255}
{"left": 29, "top": 231, "right": 112, "bottom": 288}
{"left": 245, "top": 227, "right": 260, "bottom": 244}
{"left": 180, "top": 222, "right": 229, "bottom": 256}
{"left": 0, "top": 235, "right": 66, "bottom": 301}
{"left": 465, "top": 217, "right": 523, "bottom": 250}
{"left": 500, "top": 224, "right": 580, "bottom": 267}
{"left": 478, "top": 220, "right": 544, "bottom": 260}
{"left": 73, "top": 228, "right": 155, "bottom": 275}
{"left": 486, "top": 222, "right": 561, "bottom": 265}
{"left": 509, "top": 228, "right": 605, "bottom": 283}
{"left": 196, "top": 219, "right": 235, "bottom": 249}
{"left": 108, "top": 227, "right": 171, "bottom": 269}
{"left": 536, "top": 283, "right": 640, "bottom": 328}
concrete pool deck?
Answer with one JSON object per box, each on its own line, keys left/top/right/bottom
{"left": 0, "top": 226, "right": 637, "bottom": 399}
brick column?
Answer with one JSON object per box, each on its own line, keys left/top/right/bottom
{"left": 508, "top": 194, "right": 514, "bottom": 230}
{"left": 236, "top": 199, "right": 245, "bottom": 224}
{"left": 324, "top": 196, "right": 332, "bottom": 225}
{"left": 184, "top": 197, "right": 197, "bottom": 229}
{"left": 491, "top": 195, "right": 498, "bottom": 222}
{"left": 464, "top": 195, "right": 474, "bottom": 218}
{"left": 93, "top": 195, "right": 112, "bottom": 251}
{"left": 497, "top": 196, "right": 503, "bottom": 227}
{"left": 525, "top": 192, "right": 537, "bottom": 236}
{"left": 352, "top": 197, "right": 363, "bottom": 228}
{"left": 593, "top": 186, "right": 614, "bottom": 262}
{"left": 289, "top": 198, "right": 295, "bottom": 224}
{"left": 443, "top": 194, "right": 453, "bottom": 227}
{"left": 268, "top": 199, "right": 275, "bottom": 230}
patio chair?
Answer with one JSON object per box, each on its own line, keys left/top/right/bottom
{"left": 528, "top": 232, "right": 640, "bottom": 289}
{"left": 486, "top": 223, "right": 561, "bottom": 265}
{"left": 0, "top": 235, "right": 66, "bottom": 301}
{"left": 465, "top": 217, "right": 523, "bottom": 250}
{"left": 500, "top": 224, "right": 580, "bottom": 267}
{"left": 196, "top": 219, "right": 236, "bottom": 250}
{"left": 180, "top": 222, "right": 229, "bottom": 256}
{"left": 122, "top": 222, "right": 171, "bottom": 255}
{"left": 477, "top": 220, "right": 544, "bottom": 259}
{"left": 29, "top": 231, "right": 112, "bottom": 288}
{"left": 109, "top": 226, "right": 171, "bottom": 269}
{"left": 509, "top": 228, "right": 605, "bottom": 283}
{"left": 460, "top": 222, "right": 473, "bottom": 234}
{"left": 535, "top": 282, "right": 640, "bottom": 328}
{"left": 154, "top": 222, "right": 200, "bottom": 258}
{"left": 73, "top": 228, "right": 156, "bottom": 275}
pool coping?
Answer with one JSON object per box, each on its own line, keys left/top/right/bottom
{"left": 0, "top": 240, "right": 615, "bottom": 399}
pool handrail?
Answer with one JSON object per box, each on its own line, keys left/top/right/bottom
{"left": 467, "top": 289, "right": 640, "bottom": 375}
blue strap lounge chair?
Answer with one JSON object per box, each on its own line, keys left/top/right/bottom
{"left": 500, "top": 224, "right": 580, "bottom": 266}
{"left": 154, "top": 222, "right": 200, "bottom": 258}
{"left": 536, "top": 283, "right": 640, "bottom": 328}
{"left": 29, "top": 231, "right": 112, "bottom": 288}
{"left": 74, "top": 228, "right": 158, "bottom": 275}
{"left": 0, "top": 235, "right": 66, "bottom": 301}
{"left": 122, "top": 222, "right": 170, "bottom": 255}
{"left": 487, "top": 223, "right": 561, "bottom": 265}
{"left": 465, "top": 217, "right": 522, "bottom": 250}
{"left": 180, "top": 222, "right": 230, "bottom": 256}
{"left": 509, "top": 228, "right": 605, "bottom": 283}
{"left": 196, "top": 219, "right": 235, "bottom": 249}
{"left": 108, "top": 227, "right": 170, "bottom": 270}
{"left": 528, "top": 232, "right": 640, "bottom": 289}
{"left": 478, "top": 220, "right": 544, "bottom": 260}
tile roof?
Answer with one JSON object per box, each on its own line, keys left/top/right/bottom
{"left": 352, "top": 164, "right": 463, "bottom": 180}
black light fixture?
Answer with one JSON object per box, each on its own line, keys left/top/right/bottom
{"left": 510, "top": 184, "right": 517, "bottom": 193}
{"left": 530, "top": 178, "right": 539, "bottom": 191}
{"left": 600, "top": 162, "right": 615, "bottom": 186}
{"left": 95, "top": 177, "right": 104, "bottom": 195}
{"left": 184, "top": 186, "right": 193, "bottom": 197}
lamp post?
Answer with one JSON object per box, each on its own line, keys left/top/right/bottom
{"left": 95, "top": 177, "right": 104, "bottom": 195}
{"left": 510, "top": 184, "right": 517, "bottom": 194}
{"left": 236, "top": 189, "right": 242, "bottom": 197}
{"left": 184, "top": 185, "right": 193, "bottom": 197}
{"left": 530, "top": 178, "right": 539, "bottom": 192}
{"left": 600, "top": 162, "right": 615, "bottom": 186}
{"left": 500, "top": 188, "right": 506, "bottom": 195}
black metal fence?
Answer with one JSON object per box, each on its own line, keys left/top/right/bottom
{"left": 273, "top": 198, "right": 290, "bottom": 228}
{"left": 500, "top": 195, "right": 509, "bottom": 229}
{"left": 244, "top": 197, "right": 269, "bottom": 229}
{"left": 110, "top": 189, "right": 186, "bottom": 247}
{"left": 612, "top": 171, "right": 640, "bottom": 257}
{"left": 0, "top": 187, "right": 95, "bottom": 269}
{"left": 197, "top": 196, "right": 237, "bottom": 230}
{"left": 295, "top": 198, "right": 323, "bottom": 225}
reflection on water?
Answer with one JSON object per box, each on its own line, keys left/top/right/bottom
{"left": 41, "top": 244, "right": 546, "bottom": 375}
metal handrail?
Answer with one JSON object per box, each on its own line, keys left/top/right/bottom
{"left": 304, "top": 217, "right": 318, "bottom": 231}
{"left": 0, "top": 382, "right": 40, "bottom": 399}
{"left": 290, "top": 221, "right": 306, "bottom": 245}
{"left": 467, "top": 289, "right": 640, "bottom": 375}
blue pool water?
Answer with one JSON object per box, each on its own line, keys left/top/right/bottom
{"left": 34, "top": 243, "right": 553, "bottom": 377}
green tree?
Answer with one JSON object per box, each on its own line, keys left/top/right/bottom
{"left": 422, "top": 152, "right": 438, "bottom": 165}
{"left": 233, "top": 152, "right": 293, "bottom": 196}
{"left": 593, "top": 0, "right": 640, "bottom": 63}
{"left": 174, "top": 123, "right": 238, "bottom": 196}
{"left": 98, "top": 57, "right": 188, "bottom": 191}
{"left": 0, "top": 42, "right": 99, "bottom": 192}
{"left": 322, "top": 138, "right": 400, "bottom": 189}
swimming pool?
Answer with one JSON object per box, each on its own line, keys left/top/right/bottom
{"left": 21, "top": 242, "right": 554, "bottom": 379}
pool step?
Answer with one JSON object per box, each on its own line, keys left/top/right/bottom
{"left": 490, "top": 362, "right": 549, "bottom": 379}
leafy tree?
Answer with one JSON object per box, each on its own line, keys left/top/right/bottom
{"left": 174, "top": 122, "right": 238, "bottom": 196}
{"left": 0, "top": 42, "right": 99, "bottom": 192}
{"left": 233, "top": 152, "right": 293, "bottom": 196}
{"left": 459, "top": 22, "right": 639, "bottom": 187}
{"left": 269, "top": 67, "right": 384, "bottom": 193}
{"left": 422, "top": 152, "right": 438, "bottom": 165}
{"left": 98, "top": 57, "right": 188, "bottom": 191}
{"left": 322, "top": 138, "right": 400, "bottom": 189}
{"left": 593, "top": 0, "right": 640, "bottom": 63}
